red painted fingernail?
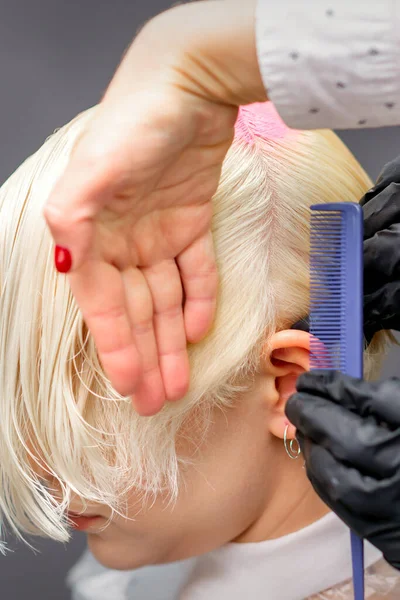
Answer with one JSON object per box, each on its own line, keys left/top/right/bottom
{"left": 54, "top": 246, "right": 72, "bottom": 273}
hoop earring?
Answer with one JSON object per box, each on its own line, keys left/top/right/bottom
{"left": 284, "top": 425, "right": 301, "bottom": 460}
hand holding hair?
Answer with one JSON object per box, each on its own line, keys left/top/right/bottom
{"left": 43, "top": 0, "right": 400, "bottom": 417}
{"left": 44, "top": 0, "right": 265, "bottom": 415}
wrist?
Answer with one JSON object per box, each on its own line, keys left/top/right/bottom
{"left": 148, "top": 0, "right": 267, "bottom": 107}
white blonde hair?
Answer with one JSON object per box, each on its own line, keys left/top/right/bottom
{"left": 0, "top": 103, "right": 387, "bottom": 550}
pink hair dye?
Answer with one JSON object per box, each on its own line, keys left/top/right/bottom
{"left": 234, "top": 102, "right": 292, "bottom": 145}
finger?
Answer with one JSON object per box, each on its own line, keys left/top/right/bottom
{"left": 68, "top": 261, "right": 142, "bottom": 398}
{"left": 143, "top": 260, "right": 189, "bottom": 402}
{"left": 286, "top": 392, "right": 400, "bottom": 478}
{"left": 177, "top": 231, "right": 218, "bottom": 344}
{"left": 122, "top": 268, "right": 166, "bottom": 416}
{"left": 306, "top": 443, "right": 397, "bottom": 520}
{"left": 364, "top": 281, "right": 400, "bottom": 332}
{"left": 362, "top": 181, "right": 400, "bottom": 239}
{"left": 364, "top": 224, "right": 400, "bottom": 282}
{"left": 373, "top": 156, "right": 400, "bottom": 191}
{"left": 296, "top": 371, "right": 400, "bottom": 426}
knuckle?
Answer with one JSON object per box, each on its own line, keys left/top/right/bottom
{"left": 185, "top": 264, "right": 218, "bottom": 283}
{"left": 43, "top": 202, "right": 67, "bottom": 230}
{"left": 89, "top": 305, "right": 126, "bottom": 323}
{"left": 133, "top": 319, "right": 153, "bottom": 336}
{"left": 156, "top": 305, "right": 182, "bottom": 319}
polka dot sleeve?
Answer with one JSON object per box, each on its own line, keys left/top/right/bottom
{"left": 255, "top": 0, "right": 400, "bottom": 129}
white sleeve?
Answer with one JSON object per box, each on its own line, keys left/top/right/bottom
{"left": 255, "top": 0, "right": 400, "bottom": 129}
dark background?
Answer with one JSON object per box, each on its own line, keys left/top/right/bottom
{"left": 0, "top": 1, "right": 399, "bottom": 598}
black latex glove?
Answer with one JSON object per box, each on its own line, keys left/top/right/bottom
{"left": 361, "top": 155, "right": 400, "bottom": 340}
{"left": 286, "top": 370, "right": 400, "bottom": 571}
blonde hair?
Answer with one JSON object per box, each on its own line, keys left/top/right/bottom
{"left": 0, "top": 103, "right": 387, "bottom": 550}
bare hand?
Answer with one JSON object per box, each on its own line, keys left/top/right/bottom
{"left": 44, "top": 0, "right": 265, "bottom": 415}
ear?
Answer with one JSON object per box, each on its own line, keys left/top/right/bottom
{"left": 262, "top": 330, "right": 310, "bottom": 441}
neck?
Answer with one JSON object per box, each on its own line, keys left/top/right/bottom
{"left": 234, "top": 437, "right": 330, "bottom": 543}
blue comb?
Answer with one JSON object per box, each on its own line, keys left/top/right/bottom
{"left": 309, "top": 202, "right": 364, "bottom": 600}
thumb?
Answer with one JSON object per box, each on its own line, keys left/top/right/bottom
{"left": 44, "top": 174, "right": 95, "bottom": 273}
{"left": 43, "top": 126, "right": 117, "bottom": 272}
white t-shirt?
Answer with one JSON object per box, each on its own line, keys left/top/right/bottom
{"left": 256, "top": 0, "right": 400, "bottom": 129}
{"left": 67, "top": 513, "right": 400, "bottom": 600}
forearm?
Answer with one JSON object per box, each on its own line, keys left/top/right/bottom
{"left": 105, "top": 0, "right": 267, "bottom": 107}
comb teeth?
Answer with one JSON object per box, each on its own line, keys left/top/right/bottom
{"left": 309, "top": 203, "right": 363, "bottom": 377}
{"left": 310, "top": 210, "right": 346, "bottom": 370}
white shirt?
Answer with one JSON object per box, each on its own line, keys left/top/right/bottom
{"left": 68, "top": 513, "right": 390, "bottom": 600}
{"left": 256, "top": 0, "right": 400, "bottom": 129}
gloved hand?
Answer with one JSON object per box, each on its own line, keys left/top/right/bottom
{"left": 361, "top": 155, "right": 400, "bottom": 340}
{"left": 286, "top": 370, "right": 400, "bottom": 571}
